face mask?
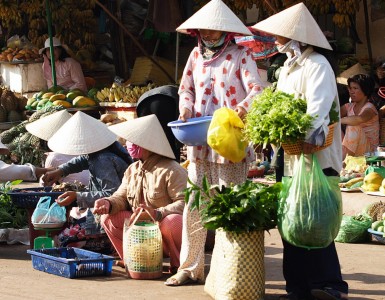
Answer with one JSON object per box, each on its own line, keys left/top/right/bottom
{"left": 277, "top": 40, "right": 294, "bottom": 53}
{"left": 126, "top": 141, "right": 143, "bottom": 159}
{"left": 202, "top": 33, "right": 226, "bottom": 48}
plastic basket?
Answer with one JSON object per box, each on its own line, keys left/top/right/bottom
{"left": 8, "top": 187, "right": 62, "bottom": 208}
{"left": 123, "top": 213, "right": 163, "bottom": 280}
{"left": 281, "top": 123, "right": 337, "bottom": 155}
{"left": 368, "top": 229, "right": 385, "bottom": 244}
{"left": 26, "top": 247, "right": 114, "bottom": 279}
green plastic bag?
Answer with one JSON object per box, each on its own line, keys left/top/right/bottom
{"left": 364, "top": 165, "right": 385, "bottom": 179}
{"left": 278, "top": 154, "right": 343, "bottom": 249}
{"left": 335, "top": 214, "right": 372, "bottom": 243}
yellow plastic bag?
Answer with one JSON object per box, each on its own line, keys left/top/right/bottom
{"left": 207, "top": 107, "right": 248, "bottom": 163}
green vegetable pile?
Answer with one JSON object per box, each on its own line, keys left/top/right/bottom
{"left": 0, "top": 180, "right": 28, "bottom": 229}
{"left": 243, "top": 87, "right": 314, "bottom": 147}
{"left": 186, "top": 176, "right": 282, "bottom": 233}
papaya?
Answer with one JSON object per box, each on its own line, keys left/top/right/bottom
{"left": 56, "top": 89, "right": 68, "bottom": 95}
{"left": 66, "top": 90, "right": 85, "bottom": 101}
{"left": 48, "top": 85, "right": 65, "bottom": 93}
{"left": 36, "top": 90, "right": 46, "bottom": 100}
{"left": 27, "top": 98, "right": 37, "bottom": 106}
{"left": 42, "top": 92, "right": 55, "bottom": 99}
{"left": 49, "top": 94, "right": 66, "bottom": 102}
{"left": 53, "top": 100, "right": 72, "bottom": 108}
{"left": 73, "top": 96, "right": 97, "bottom": 108}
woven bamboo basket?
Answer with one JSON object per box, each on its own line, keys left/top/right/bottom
{"left": 379, "top": 118, "right": 385, "bottom": 145}
{"left": 282, "top": 123, "right": 337, "bottom": 155}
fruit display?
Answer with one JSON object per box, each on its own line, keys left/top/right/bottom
{"left": 96, "top": 83, "right": 157, "bottom": 104}
{"left": 25, "top": 86, "right": 98, "bottom": 110}
{"left": 361, "top": 172, "right": 383, "bottom": 192}
{"left": 0, "top": 87, "right": 28, "bottom": 123}
{"left": 0, "top": 0, "right": 97, "bottom": 67}
{"left": 0, "top": 106, "right": 63, "bottom": 166}
{"left": 0, "top": 47, "right": 41, "bottom": 63}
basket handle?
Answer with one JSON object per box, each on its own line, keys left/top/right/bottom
{"left": 128, "top": 207, "right": 157, "bottom": 228}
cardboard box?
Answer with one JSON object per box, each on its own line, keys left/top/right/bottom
{"left": 0, "top": 62, "right": 47, "bottom": 93}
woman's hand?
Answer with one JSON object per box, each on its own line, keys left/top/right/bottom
{"left": 56, "top": 191, "right": 77, "bottom": 207}
{"left": 93, "top": 198, "right": 111, "bottom": 215}
{"left": 42, "top": 169, "right": 63, "bottom": 186}
{"left": 302, "top": 142, "right": 317, "bottom": 154}
{"left": 235, "top": 106, "right": 247, "bottom": 120}
{"left": 179, "top": 108, "right": 192, "bottom": 122}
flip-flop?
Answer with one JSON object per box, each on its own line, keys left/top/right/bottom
{"left": 164, "top": 271, "right": 195, "bottom": 286}
{"left": 311, "top": 288, "right": 347, "bottom": 300}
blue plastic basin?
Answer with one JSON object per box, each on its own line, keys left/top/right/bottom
{"left": 168, "top": 116, "right": 212, "bottom": 146}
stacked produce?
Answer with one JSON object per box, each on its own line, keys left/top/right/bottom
{"left": 96, "top": 83, "right": 157, "bottom": 104}
{"left": 361, "top": 172, "right": 383, "bottom": 192}
{"left": 0, "top": 106, "right": 63, "bottom": 165}
{"left": 25, "top": 86, "right": 98, "bottom": 111}
{"left": 0, "top": 47, "right": 41, "bottom": 63}
{"left": 0, "top": 87, "right": 27, "bottom": 123}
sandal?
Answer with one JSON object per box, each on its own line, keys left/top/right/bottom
{"left": 311, "top": 288, "right": 348, "bottom": 300}
{"left": 164, "top": 271, "right": 195, "bottom": 286}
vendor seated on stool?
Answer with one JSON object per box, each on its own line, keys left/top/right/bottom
{"left": 40, "top": 37, "right": 87, "bottom": 92}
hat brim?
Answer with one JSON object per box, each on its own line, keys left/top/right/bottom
{"left": 176, "top": 0, "right": 252, "bottom": 36}
{"left": 252, "top": 2, "right": 332, "bottom": 50}
{"left": 48, "top": 111, "right": 117, "bottom": 155}
{"left": 109, "top": 115, "right": 176, "bottom": 159}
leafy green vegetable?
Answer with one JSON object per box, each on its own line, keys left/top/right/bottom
{"left": 329, "top": 101, "right": 339, "bottom": 125}
{"left": 185, "top": 176, "right": 282, "bottom": 233}
{"left": 0, "top": 180, "right": 27, "bottom": 229}
{"left": 243, "top": 87, "right": 315, "bottom": 147}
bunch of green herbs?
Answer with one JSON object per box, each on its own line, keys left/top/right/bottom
{"left": 0, "top": 180, "right": 27, "bottom": 229}
{"left": 243, "top": 87, "right": 315, "bottom": 147}
{"left": 186, "top": 176, "right": 282, "bottom": 233}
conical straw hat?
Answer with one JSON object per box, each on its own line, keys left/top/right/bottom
{"left": 48, "top": 111, "right": 117, "bottom": 155}
{"left": 176, "top": 0, "right": 252, "bottom": 36}
{"left": 336, "top": 63, "right": 368, "bottom": 85}
{"left": 26, "top": 110, "right": 72, "bottom": 141}
{"left": 252, "top": 2, "right": 332, "bottom": 50}
{"left": 108, "top": 114, "right": 175, "bottom": 159}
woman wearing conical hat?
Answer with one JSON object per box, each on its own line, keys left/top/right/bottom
{"left": 93, "top": 115, "right": 187, "bottom": 273}
{"left": 165, "top": 0, "right": 266, "bottom": 286}
{"left": 40, "top": 111, "right": 132, "bottom": 250}
{"left": 253, "top": 3, "right": 348, "bottom": 300}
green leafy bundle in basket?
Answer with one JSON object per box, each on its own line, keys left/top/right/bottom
{"left": 186, "top": 176, "right": 282, "bottom": 233}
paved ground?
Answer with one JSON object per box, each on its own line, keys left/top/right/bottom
{"left": 1, "top": 227, "right": 385, "bottom": 300}
{"left": 1, "top": 184, "right": 385, "bottom": 300}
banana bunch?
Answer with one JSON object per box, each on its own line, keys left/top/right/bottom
{"left": 20, "top": 0, "right": 42, "bottom": 16}
{"left": 0, "top": 1, "right": 23, "bottom": 30}
{"left": 96, "top": 83, "right": 157, "bottom": 104}
{"left": 338, "top": 177, "right": 363, "bottom": 189}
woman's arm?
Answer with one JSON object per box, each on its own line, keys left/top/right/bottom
{"left": 341, "top": 107, "right": 377, "bottom": 125}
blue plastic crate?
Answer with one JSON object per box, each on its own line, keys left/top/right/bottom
{"left": 27, "top": 247, "right": 114, "bottom": 279}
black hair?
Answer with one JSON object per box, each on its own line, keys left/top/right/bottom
{"left": 45, "top": 46, "right": 70, "bottom": 62}
{"left": 347, "top": 74, "right": 375, "bottom": 97}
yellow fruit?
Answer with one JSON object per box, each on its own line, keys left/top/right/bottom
{"left": 364, "top": 172, "right": 383, "bottom": 186}
{"left": 42, "top": 92, "right": 55, "bottom": 99}
{"left": 73, "top": 96, "right": 97, "bottom": 107}
{"left": 362, "top": 183, "right": 381, "bottom": 192}
{"left": 52, "top": 100, "right": 72, "bottom": 108}
{"left": 49, "top": 94, "right": 66, "bottom": 102}
{"left": 66, "top": 90, "right": 85, "bottom": 101}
